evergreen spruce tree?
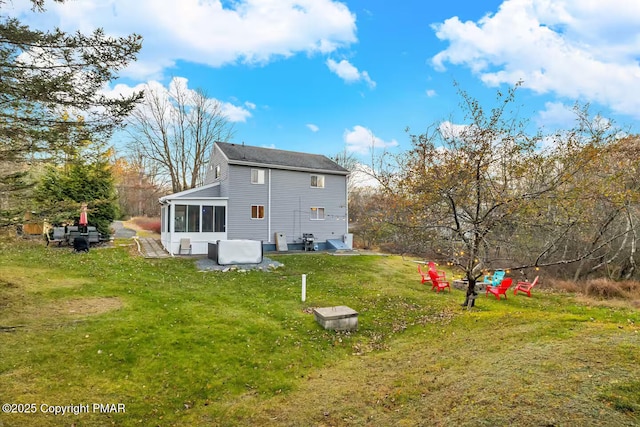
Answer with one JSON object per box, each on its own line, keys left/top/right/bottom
{"left": 0, "top": 0, "right": 142, "bottom": 226}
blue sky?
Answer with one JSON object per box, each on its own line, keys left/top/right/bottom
{"left": 6, "top": 0, "right": 640, "bottom": 160}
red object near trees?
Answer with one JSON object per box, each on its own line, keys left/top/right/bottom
{"left": 418, "top": 264, "right": 430, "bottom": 284}
{"left": 428, "top": 262, "right": 447, "bottom": 279}
{"left": 428, "top": 270, "right": 451, "bottom": 293}
{"left": 79, "top": 203, "right": 88, "bottom": 226}
{"left": 485, "top": 277, "right": 513, "bottom": 300}
{"left": 514, "top": 276, "right": 539, "bottom": 297}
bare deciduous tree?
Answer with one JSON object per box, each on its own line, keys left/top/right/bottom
{"left": 126, "top": 78, "right": 234, "bottom": 193}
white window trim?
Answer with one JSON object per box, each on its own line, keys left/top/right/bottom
{"left": 310, "top": 207, "right": 325, "bottom": 220}
{"left": 310, "top": 174, "right": 325, "bottom": 188}
{"left": 251, "top": 204, "right": 265, "bottom": 220}
{"left": 214, "top": 164, "right": 221, "bottom": 179}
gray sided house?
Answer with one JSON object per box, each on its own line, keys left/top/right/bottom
{"left": 159, "top": 142, "right": 350, "bottom": 255}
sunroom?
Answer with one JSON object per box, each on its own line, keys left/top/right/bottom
{"left": 159, "top": 183, "right": 228, "bottom": 255}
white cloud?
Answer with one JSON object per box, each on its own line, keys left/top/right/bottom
{"left": 103, "top": 77, "right": 252, "bottom": 122}
{"left": 426, "top": 89, "right": 437, "bottom": 97}
{"left": 349, "top": 163, "right": 380, "bottom": 189}
{"left": 306, "top": 124, "right": 320, "bottom": 132}
{"left": 343, "top": 125, "right": 398, "bottom": 154}
{"left": 7, "top": 0, "right": 357, "bottom": 81}
{"left": 431, "top": 0, "right": 640, "bottom": 119}
{"left": 438, "top": 121, "right": 469, "bottom": 139}
{"left": 326, "top": 59, "right": 376, "bottom": 88}
{"left": 220, "top": 102, "right": 253, "bottom": 123}
{"left": 535, "top": 102, "right": 578, "bottom": 130}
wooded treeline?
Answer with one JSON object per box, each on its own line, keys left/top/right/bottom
{"left": 348, "top": 88, "right": 640, "bottom": 281}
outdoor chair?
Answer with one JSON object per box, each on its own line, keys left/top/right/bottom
{"left": 46, "top": 227, "right": 66, "bottom": 246}
{"left": 485, "top": 277, "right": 513, "bottom": 300}
{"left": 418, "top": 264, "right": 430, "bottom": 284}
{"left": 484, "top": 270, "right": 505, "bottom": 287}
{"left": 428, "top": 270, "right": 451, "bottom": 293}
{"left": 514, "top": 276, "right": 539, "bottom": 297}
{"left": 179, "top": 238, "right": 192, "bottom": 255}
{"left": 428, "top": 261, "right": 447, "bottom": 279}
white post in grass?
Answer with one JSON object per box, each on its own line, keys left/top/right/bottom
{"left": 301, "top": 274, "right": 307, "bottom": 302}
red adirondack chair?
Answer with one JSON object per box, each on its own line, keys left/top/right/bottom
{"left": 418, "top": 264, "right": 430, "bottom": 284}
{"left": 418, "top": 262, "right": 446, "bottom": 285}
{"left": 428, "top": 270, "right": 451, "bottom": 293}
{"left": 485, "top": 277, "right": 513, "bottom": 300}
{"left": 514, "top": 276, "right": 539, "bottom": 297}
{"left": 428, "top": 262, "right": 446, "bottom": 279}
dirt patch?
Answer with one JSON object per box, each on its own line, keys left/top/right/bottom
{"left": 50, "top": 297, "right": 124, "bottom": 316}
{"left": 0, "top": 277, "right": 19, "bottom": 288}
{"left": 1, "top": 297, "right": 124, "bottom": 331}
{"left": 0, "top": 267, "right": 91, "bottom": 290}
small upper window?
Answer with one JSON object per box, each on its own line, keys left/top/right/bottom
{"left": 251, "top": 169, "right": 265, "bottom": 184}
{"left": 311, "top": 174, "right": 325, "bottom": 188}
{"left": 214, "top": 164, "right": 221, "bottom": 179}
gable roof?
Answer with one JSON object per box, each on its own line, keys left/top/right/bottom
{"left": 215, "top": 142, "right": 349, "bottom": 175}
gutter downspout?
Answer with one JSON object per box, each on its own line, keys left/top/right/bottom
{"left": 168, "top": 201, "right": 175, "bottom": 256}
{"left": 345, "top": 174, "right": 349, "bottom": 236}
{"left": 268, "top": 169, "right": 272, "bottom": 243}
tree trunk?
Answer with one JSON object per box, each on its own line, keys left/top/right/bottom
{"left": 462, "top": 277, "right": 477, "bottom": 308}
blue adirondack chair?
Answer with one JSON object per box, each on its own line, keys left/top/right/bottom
{"left": 484, "top": 270, "right": 505, "bottom": 287}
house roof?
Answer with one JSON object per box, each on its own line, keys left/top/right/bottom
{"left": 159, "top": 182, "right": 225, "bottom": 203}
{"left": 215, "top": 142, "right": 350, "bottom": 175}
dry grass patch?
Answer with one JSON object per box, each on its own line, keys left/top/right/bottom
{"left": 2, "top": 296, "right": 124, "bottom": 330}
{"left": 546, "top": 277, "right": 640, "bottom": 309}
{"left": 585, "top": 278, "right": 634, "bottom": 299}
{"left": 0, "top": 266, "right": 119, "bottom": 328}
{"left": 548, "top": 279, "right": 582, "bottom": 293}
{"left": 47, "top": 296, "right": 124, "bottom": 317}
{"left": 0, "top": 267, "right": 90, "bottom": 291}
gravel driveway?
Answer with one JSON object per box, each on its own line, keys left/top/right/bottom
{"left": 111, "top": 221, "right": 137, "bottom": 238}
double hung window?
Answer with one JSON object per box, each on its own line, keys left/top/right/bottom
{"left": 310, "top": 207, "right": 325, "bottom": 220}
{"left": 310, "top": 174, "right": 325, "bottom": 188}
{"left": 251, "top": 169, "right": 265, "bottom": 184}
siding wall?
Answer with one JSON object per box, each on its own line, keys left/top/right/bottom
{"left": 204, "top": 146, "right": 231, "bottom": 197}
{"left": 226, "top": 166, "right": 270, "bottom": 241}
{"left": 226, "top": 165, "right": 348, "bottom": 243}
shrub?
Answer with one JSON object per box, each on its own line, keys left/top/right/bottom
{"left": 584, "top": 278, "right": 627, "bottom": 300}
{"left": 546, "top": 279, "right": 581, "bottom": 293}
{"left": 617, "top": 280, "right": 640, "bottom": 296}
{"left": 132, "top": 217, "right": 161, "bottom": 234}
{"left": 544, "top": 277, "right": 640, "bottom": 301}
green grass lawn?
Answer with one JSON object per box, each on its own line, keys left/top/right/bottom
{"left": 1, "top": 240, "right": 639, "bottom": 426}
